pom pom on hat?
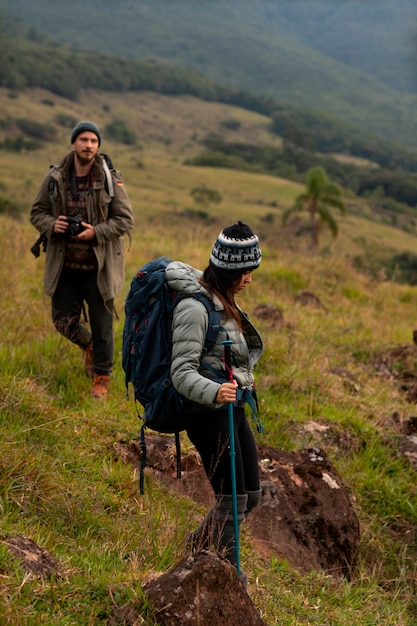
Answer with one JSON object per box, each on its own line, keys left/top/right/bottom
{"left": 71, "top": 121, "right": 102, "bottom": 147}
{"left": 210, "top": 220, "right": 262, "bottom": 270}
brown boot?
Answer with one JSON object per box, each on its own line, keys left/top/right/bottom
{"left": 91, "top": 375, "right": 110, "bottom": 400}
{"left": 82, "top": 343, "right": 94, "bottom": 379}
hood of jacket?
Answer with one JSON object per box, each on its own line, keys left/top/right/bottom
{"left": 165, "top": 261, "right": 223, "bottom": 310}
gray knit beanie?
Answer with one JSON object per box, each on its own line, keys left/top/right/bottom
{"left": 70, "top": 121, "right": 102, "bottom": 146}
{"left": 210, "top": 221, "right": 262, "bottom": 270}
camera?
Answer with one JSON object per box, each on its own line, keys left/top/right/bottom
{"left": 65, "top": 216, "right": 86, "bottom": 236}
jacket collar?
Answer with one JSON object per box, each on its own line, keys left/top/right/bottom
{"left": 57, "top": 151, "right": 105, "bottom": 188}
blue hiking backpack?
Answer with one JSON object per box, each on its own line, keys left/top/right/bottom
{"left": 122, "top": 256, "right": 221, "bottom": 492}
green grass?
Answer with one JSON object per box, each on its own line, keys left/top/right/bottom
{"left": 2, "top": 87, "right": 417, "bottom": 624}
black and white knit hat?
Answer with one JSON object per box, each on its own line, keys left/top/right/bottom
{"left": 210, "top": 221, "right": 262, "bottom": 270}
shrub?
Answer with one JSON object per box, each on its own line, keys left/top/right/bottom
{"left": 15, "top": 118, "right": 56, "bottom": 141}
{"left": 182, "top": 207, "right": 214, "bottom": 222}
{"left": 219, "top": 118, "right": 241, "bottom": 131}
{"left": 190, "top": 185, "right": 222, "bottom": 208}
{"left": 105, "top": 120, "right": 136, "bottom": 145}
{"left": 55, "top": 113, "right": 77, "bottom": 128}
{"left": 387, "top": 252, "right": 417, "bottom": 285}
{"left": 1, "top": 136, "right": 40, "bottom": 152}
{"left": 0, "top": 195, "right": 20, "bottom": 218}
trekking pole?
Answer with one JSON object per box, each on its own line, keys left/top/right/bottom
{"left": 222, "top": 337, "right": 241, "bottom": 577}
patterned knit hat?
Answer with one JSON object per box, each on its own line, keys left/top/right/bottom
{"left": 210, "top": 221, "right": 262, "bottom": 270}
{"left": 70, "top": 121, "right": 102, "bottom": 147}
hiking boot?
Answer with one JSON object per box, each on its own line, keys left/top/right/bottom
{"left": 239, "top": 570, "right": 248, "bottom": 589}
{"left": 91, "top": 375, "right": 110, "bottom": 400}
{"left": 82, "top": 343, "right": 94, "bottom": 379}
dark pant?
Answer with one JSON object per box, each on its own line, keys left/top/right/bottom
{"left": 52, "top": 270, "right": 114, "bottom": 376}
{"left": 185, "top": 405, "right": 260, "bottom": 496}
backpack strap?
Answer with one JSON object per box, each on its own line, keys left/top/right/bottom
{"left": 101, "top": 155, "right": 115, "bottom": 198}
{"left": 48, "top": 176, "right": 56, "bottom": 209}
{"left": 139, "top": 424, "right": 147, "bottom": 495}
{"left": 236, "top": 388, "right": 264, "bottom": 433}
{"left": 100, "top": 154, "right": 133, "bottom": 250}
{"left": 190, "top": 293, "right": 223, "bottom": 354}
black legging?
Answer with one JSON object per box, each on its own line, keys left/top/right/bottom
{"left": 185, "top": 405, "right": 260, "bottom": 496}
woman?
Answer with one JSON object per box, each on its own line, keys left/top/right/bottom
{"left": 166, "top": 221, "right": 263, "bottom": 577}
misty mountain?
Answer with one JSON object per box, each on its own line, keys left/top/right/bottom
{"left": 6, "top": 0, "right": 417, "bottom": 92}
{"left": 4, "top": 0, "right": 417, "bottom": 149}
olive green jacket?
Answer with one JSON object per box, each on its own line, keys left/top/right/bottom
{"left": 30, "top": 151, "right": 134, "bottom": 301}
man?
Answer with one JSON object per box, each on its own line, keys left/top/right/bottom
{"left": 31, "top": 120, "right": 134, "bottom": 400}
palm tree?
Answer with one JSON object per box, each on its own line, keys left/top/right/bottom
{"left": 283, "top": 166, "right": 346, "bottom": 249}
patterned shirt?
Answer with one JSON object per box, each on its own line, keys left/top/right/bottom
{"left": 63, "top": 175, "right": 97, "bottom": 272}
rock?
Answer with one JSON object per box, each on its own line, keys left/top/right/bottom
{"left": 5, "top": 536, "right": 60, "bottom": 579}
{"left": 251, "top": 446, "right": 360, "bottom": 578}
{"left": 144, "top": 551, "right": 266, "bottom": 626}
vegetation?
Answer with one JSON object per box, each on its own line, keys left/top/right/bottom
{"left": 1, "top": 86, "right": 417, "bottom": 624}
{"left": 186, "top": 134, "right": 417, "bottom": 228}
{"left": 283, "top": 166, "right": 346, "bottom": 249}
{"left": 3, "top": 9, "right": 417, "bottom": 226}
{"left": 270, "top": 105, "right": 417, "bottom": 172}
{"left": 104, "top": 120, "right": 136, "bottom": 146}
{"left": 190, "top": 184, "right": 222, "bottom": 209}
{"left": 5, "top": 0, "right": 417, "bottom": 149}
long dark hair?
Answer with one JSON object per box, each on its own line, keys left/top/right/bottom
{"left": 199, "top": 262, "right": 243, "bottom": 328}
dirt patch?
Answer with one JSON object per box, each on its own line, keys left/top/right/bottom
{"left": 116, "top": 434, "right": 360, "bottom": 578}
{"left": 252, "top": 304, "right": 284, "bottom": 327}
{"left": 296, "top": 290, "right": 327, "bottom": 311}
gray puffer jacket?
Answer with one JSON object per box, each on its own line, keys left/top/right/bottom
{"left": 166, "top": 261, "right": 263, "bottom": 409}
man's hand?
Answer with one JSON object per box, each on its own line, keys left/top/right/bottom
{"left": 53, "top": 215, "right": 69, "bottom": 234}
{"left": 75, "top": 222, "right": 96, "bottom": 241}
{"left": 53, "top": 218, "right": 95, "bottom": 240}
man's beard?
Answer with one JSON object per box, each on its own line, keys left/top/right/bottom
{"left": 77, "top": 152, "right": 95, "bottom": 167}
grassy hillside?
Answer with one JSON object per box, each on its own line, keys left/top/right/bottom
{"left": 2, "top": 87, "right": 417, "bottom": 624}
{"left": 5, "top": 0, "right": 417, "bottom": 148}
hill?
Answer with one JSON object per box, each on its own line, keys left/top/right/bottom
{"left": 2, "top": 80, "right": 417, "bottom": 268}
{"left": 5, "top": 0, "right": 417, "bottom": 149}
{"left": 1, "top": 87, "right": 417, "bottom": 624}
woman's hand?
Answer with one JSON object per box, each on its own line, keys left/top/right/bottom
{"left": 215, "top": 381, "right": 238, "bottom": 404}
